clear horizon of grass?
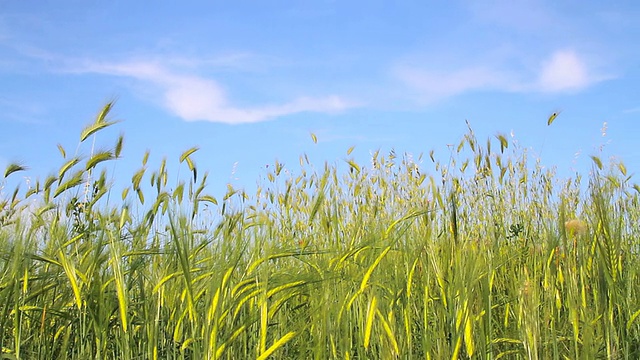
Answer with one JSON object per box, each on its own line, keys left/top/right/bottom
{"left": 0, "top": 103, "right": 639, "bottom": 359}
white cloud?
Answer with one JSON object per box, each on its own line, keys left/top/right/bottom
{"left": 75, "top": 60, "right": 354, "bottom": 124}
{"left": 395, "top": 49, "right": 611, "bottom": 103}
{"left": 536, "top": 50, "right": 593, "bottom": 92}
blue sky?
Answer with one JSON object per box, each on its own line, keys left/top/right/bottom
{"left": 1, "top": 1, "right": 639, "bottom": 199}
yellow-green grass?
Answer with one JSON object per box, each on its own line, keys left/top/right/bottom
{"left": 0, "top": 103, "right": 639, "bottom": 359}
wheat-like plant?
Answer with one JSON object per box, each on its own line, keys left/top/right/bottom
{"left": 0, "top": 103, "right": 638, "bottom": 359}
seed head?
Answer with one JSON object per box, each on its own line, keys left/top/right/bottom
{"left": 564, "top": 219, "right": 587, "bottom": 237}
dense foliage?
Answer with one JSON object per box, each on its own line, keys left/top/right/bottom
{"left": 1, "top": 103, "right": 639, "bottom": 359}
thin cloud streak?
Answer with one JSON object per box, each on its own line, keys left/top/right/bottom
{"left": 395, "top": 49, "right": 613, "bottom": 104}
{"left": 464, "top": 0, "right": 554, "bottom": 32}
{"left": 394, "top": 66, "right": 518, "bottom": 103}
{"left": 74, "top": 60, "right": 355, "bottom": 124}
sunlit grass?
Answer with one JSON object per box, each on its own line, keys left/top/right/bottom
{"left": 0, "top": 103, "right": 639, "bottom": 359}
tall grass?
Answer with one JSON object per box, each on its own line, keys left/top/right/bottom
{"left": 0, "top": 103, "right": 638, "bottom": 359}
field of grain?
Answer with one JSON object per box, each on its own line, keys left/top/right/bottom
{"left": 1, "top": 103, "right": 638, "bottom": 359}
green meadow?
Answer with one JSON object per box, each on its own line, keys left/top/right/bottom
{"left": 1, "top": 103, "right": 639, "bottom": 359}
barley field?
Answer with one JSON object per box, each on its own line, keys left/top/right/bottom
{"left": 1, "top": 103, "right": 639, "bottom": 359}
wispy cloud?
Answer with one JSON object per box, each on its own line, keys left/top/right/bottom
{"left": 394, "top": 66, "right": 517, "bottom": 104}
{"left": 394, "top": 49, "right": 612, "bottom": 103}
{"left": 464, "top": 0, "right": 554, "bottom": 32}
{"left": 71, "top": 59, "right": 355, "bottom": 124}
